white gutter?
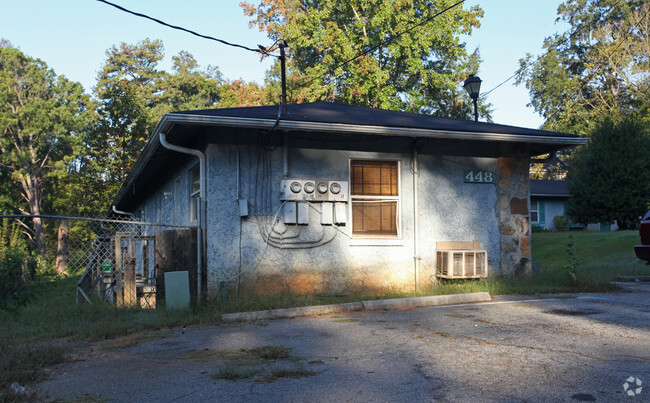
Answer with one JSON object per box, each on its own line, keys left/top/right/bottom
{"left": 112, "top": 206, "right": 134, "bottom": 217}
{"left": 283, "top": 132, "right": 289, "bottom": 177}
{"left": 159, "top": 132, "right": 206, "bottom": 299}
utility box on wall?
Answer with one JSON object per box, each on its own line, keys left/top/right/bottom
{"left": 297, "top": 202, "right": 310, "bottom": 225}
{"left": 280, "top": 179, "right": 349, "bottom": 202}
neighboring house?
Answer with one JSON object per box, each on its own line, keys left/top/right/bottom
{"left": 530, "top": 180, "right": 571, "bottom": 230}
{"left": 530, "top": 180, "right": 618, "bottom": 231}
{"left": 111, "top": 102, "right": 586, "bottom": 298}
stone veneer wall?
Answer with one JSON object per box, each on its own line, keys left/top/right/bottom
{"left": 497, "top": 157, "right": 532, "bottom": 277}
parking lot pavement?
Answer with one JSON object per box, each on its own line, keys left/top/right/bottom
{"left": 39, "top": 283, "right": 650, "bottom": 402}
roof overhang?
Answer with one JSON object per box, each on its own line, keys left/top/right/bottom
{"left": 112, "top": 107, "right": 587, "bottom": 214}
{"left": 158, "top": 113, "right": 588, "bottom": 147}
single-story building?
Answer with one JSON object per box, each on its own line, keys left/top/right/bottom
{"left": 530, "top": 179, "right": 618, "bottom": 231}
{"left": 111, "top": 102, "right": 586, "bottom": 298}
{"left": 530, "top": 179, "right": 570, "bottom": 230}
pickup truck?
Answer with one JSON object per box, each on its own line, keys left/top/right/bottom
{"left": 634, "top": 210, "right": 650, "bottom": 262}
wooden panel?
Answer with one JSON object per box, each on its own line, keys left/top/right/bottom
{"left": 155, "top": 229, "right": 198, "bottom": 302}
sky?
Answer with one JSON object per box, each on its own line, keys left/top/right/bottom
{"left": 2, "top": 0, "right": 568, "bottom": 129}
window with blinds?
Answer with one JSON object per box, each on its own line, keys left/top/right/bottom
{"left": 350, "top": 160, "right": 400, "bottom": 236}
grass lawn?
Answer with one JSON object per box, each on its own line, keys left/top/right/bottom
{"left": 1, "top": 230, "right": 649, "bottom": 400}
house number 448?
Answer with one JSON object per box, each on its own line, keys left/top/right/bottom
{"left": 464, "top": 170, "right": 494, "bottom": 184}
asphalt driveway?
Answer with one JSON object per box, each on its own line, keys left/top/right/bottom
{"left": 38, "top": 282, "right": 650, "bottom": 402}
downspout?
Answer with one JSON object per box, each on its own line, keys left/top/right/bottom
{"left": 159, "top": 132, "right": 206, "bottom": 300}
{"left": 283, "top": 132, "right": 289, "bottom": 177}
{"left": 413, "top": 143, "right": 420, "bottom": 292}
{"left": 112, "top": 206, "right": 134, "bottom": 217}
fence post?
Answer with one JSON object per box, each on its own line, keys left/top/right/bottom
{"left": 56, "top": 218, "right": 69, "bottom": 275}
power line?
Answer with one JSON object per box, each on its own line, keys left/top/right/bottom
{"left": 480, "top": 71, "right": 519, "bottom": 98}
{"left": 96, "top": 0, "right": 264, "bottom": 55}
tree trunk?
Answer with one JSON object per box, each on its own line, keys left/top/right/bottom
{"left": 56, "top": 219, "right": 69, "bottom": 275}
{"left": 20, "top": 171, "right": 47, "bottom": 257}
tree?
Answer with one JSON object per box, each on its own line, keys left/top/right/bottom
{"left": 566, "top": 116, "right": 650, "bottom": 229}
{"left": 241, "top": 0, "right": 489, "bottom": 118}
{"left": 517, "top": 0, "right": 649, "bottom": 135}
{"left": 161, "top": 51, "right": 223, "bottom": 112}
{"left": 0, "top": 44, "right": 88, "bottom": 256}
{"left": 90, "top": 40, "right": 223, "bottom": 206}
{"left": 219, "top": 79, "right": 265, "bottom": 107}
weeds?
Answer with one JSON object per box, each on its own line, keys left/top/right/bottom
{"left": 0, "top": 340, "right": 66, "bottom": 401}
{"left": 1, "top": 230, "right": 647, "bottom": 398}
{"left": 249, "top": 345, "right": 291, "bottom": 360}
{"left": 258, "top": 368, "right": 317, "bottom": 383}
{"left": 563, "top": 234, "right": 579, "bottom": 282}
{"left": 212, "top": 365, "right": 259, "bottom": 381}
{"left": 204, "top": 346, "right": 315, "bottom": 383}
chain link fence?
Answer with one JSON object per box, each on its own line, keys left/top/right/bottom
{"left": 1, "top": 215, "right": 198, "bottom": 309}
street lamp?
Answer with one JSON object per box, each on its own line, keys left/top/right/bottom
{"left": 463, "top": 74, "right": 482, "bottom": 122}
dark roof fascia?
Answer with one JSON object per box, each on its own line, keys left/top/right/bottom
{"left": 163, "top": 112, "right": 588, "bottom": 146}
{"left": 530, "top": 180, "right": 571, "bottom": 198}
{"left": 531, "top": 193, "right": 572, "bottom": 198}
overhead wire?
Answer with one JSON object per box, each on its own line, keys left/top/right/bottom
{"left": 96, "top": 0, "right": 265, "bottom": 55}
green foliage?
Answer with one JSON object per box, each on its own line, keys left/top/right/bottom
{"left": 87, "top": 39, "right": 224, "bottom": 209}
{"left": 517, "top": 0, "right": 649, "bottom": 135}
{"left": 566, "top": 116, "right": 650, "bottom": 229}
{"left": 242, "top": 0, "right": 491, "bottom": 118}
{"left": 213, "top": 365, "right": 259, "bottom": 381}
{"left": 553, "top": 215, "right": 570, "bottom": 232}
{"left": 0, "top": 43, "right": 89, "bottom": 254}
{"left": 0, "top": 220, "right": 37, "bottom": 310}
{"left": 562, "top": 234, "right": 579, "bottom": 281}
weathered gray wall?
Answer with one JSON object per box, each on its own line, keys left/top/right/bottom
{"left": 134, "top": 142, "right": 527, "bottom": 297}
{"left": 541, "top": 199, "right": 566, "bottom": 230}
{"left": 203, "top": 144, "right": 501, "bottom": 297}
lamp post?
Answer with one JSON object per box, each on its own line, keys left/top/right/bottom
{"left": 463, "top": 74, "right": 482, "bottom": 122}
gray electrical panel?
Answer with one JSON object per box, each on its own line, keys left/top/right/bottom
{"left": 321, "top": 202, "right": 333, "bottom": 225}
{"left": 238, "top": 199, "right": 248, "bottom": 217}
{"left": 334, "top": 202, "right": 347, "bottom": 225}
{"left": 297, "top": 202, "right": 310, "bottom": 225}
{"left": 284, "top": 202, "right": 297, "bottom": 224}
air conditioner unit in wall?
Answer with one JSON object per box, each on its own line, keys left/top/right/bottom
{"left": 436, "top": 241, "right": 488, "bottom": 279}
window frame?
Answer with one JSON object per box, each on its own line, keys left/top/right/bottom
{"left": 530, "top": 200, "right": 539, "bottom": 224}
{"left": 349, "top": 159, "right": 402, "bottom": 240}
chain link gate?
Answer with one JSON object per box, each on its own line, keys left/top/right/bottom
{"left": 1, "top": 215, "right": 198, "bottom": 308}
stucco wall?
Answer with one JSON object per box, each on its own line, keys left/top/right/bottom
{"left": 132, "top": 143, "right": 528, "bottom": 297}
{"left": 201, "top": 144, "right": 501, "bottom": 297}
{"left": 136, "top": 159, "right": 195, "bottom": 228}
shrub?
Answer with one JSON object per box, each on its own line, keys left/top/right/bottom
{"left": 553, "top": 215, "right": 570, "bottom": 232}
{"left": 0, "top": 220, "right": 38, "bottom": 310}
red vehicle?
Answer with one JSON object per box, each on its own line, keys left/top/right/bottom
{"left": 634, "top": 211, "right": 650, "bottom": 262}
